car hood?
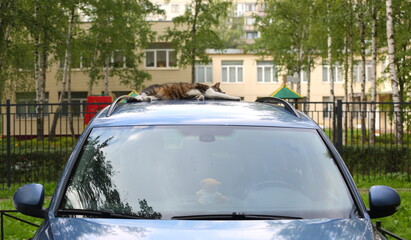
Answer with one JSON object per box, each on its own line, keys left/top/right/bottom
{"left": 39, "top": 218, "right": 375, "bottom": 240}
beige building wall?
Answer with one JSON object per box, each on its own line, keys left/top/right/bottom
{"left": 205, "top": 53, "right": 390, "bottom": 102}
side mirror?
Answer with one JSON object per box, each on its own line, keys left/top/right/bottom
{"left": 368, "top": 185, "right": 400, "bottom": 219}
{"left": 13, "top": 183, "right": 46, "bottom": 219}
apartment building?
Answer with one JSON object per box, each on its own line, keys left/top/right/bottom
{"left": 11, "top": 0, "right": 392, "bottom": 105}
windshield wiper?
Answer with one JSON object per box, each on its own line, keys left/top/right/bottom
{"left": 171, "top": 212, "right": 302, "bottom": 220}
{"left": 58, "top": 209, "right": 149, "bottom": 219}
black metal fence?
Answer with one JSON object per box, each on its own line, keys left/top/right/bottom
{"left": 294, "top": 100, "right": 411, "bottom": 181}
{"left": 0, "top": 101, "right": 107, "bottom": 189}
{"left": 0, "top": 100, "right": 410, "bottom": 188}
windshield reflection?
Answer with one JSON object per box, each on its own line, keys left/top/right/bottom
{"left": 60, "top": 126, "right": 354, "bottom": 220}
{"left": 62, "top": 135, "right": 161, "bottom": 219}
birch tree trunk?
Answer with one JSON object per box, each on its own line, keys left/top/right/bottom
{"left": 386, "top": 0, "right": 403, "bottom": 144}
{"left": 326, "top": 1, "right": 335, "bottom": 104}
{"left": 50, "top": 7, "right": 75, "bottom": 138}
{"left": 328, "top": 35, "right": 335, "bottom": 104}
{"left": 370, "top": 3, "right": 377, "bottom": 144}
{"left": 358, "top": 0, "right": 367, "bottom": 145}
{"left": 68, "top": 56, "right": 75, "bottom": 139}
{"left": 349, "top": 48, "right": 355, "bottom": 144}
{"left": 88, "top": 36, "right": 100, "bottom": 96}
{"left": 306, "top": 56, "right": 311, "bottom": 112}
{"left": 34, "top": 1, "right": 45, "bottom": 140}
{"left": 104, "top": 56, "right": 110, "bottom": 95}
{"left": 343, "top": 37, "right": 349, "bottom": 145}
{"left": 190, "top": 0, "right": 200, "bottom": 83}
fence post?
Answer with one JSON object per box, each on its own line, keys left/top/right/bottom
{"left": 335, "top": 100, "right": 343, "bottom": 154}
{"left": 6, "top": 99, "right": 11, "bottom": 188}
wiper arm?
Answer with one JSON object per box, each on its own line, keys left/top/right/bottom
{"left": 171, "top": 212, "right": 302, "bottom": 220}
{"left": 58, "top": 209, "right": 149, "bottom": 219}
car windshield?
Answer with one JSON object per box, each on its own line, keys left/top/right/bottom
{"left": 60, "top": 126, "right": 355, "bottom": 220}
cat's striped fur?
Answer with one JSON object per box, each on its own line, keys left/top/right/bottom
{"left": 134, "top": 82, "right": 240, "bottom": 101}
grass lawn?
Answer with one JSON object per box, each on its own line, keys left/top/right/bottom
{"left": 360, "top": 191, "right": 410, "bottom": 239}
{"left": 0, "top": 199, "right": 44, "bottom": 239}
{"left": 0, "top": 183, "right": 55, "bottom": 239}
{"left": 0, "top": 181, "right": 409, "bottom": 239}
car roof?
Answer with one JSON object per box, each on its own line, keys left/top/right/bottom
{"left": 91, "top": 100, "right": 319, "bottom": 129}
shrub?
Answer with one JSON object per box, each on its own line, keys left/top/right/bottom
{"left": 342, "top": 145, "right": 411, "bottom": 177}
{"left": 0, "top": 150, "right": 70, "bottom": 185}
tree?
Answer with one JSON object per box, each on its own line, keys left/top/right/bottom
{"left": 163, "top": 0, "right": 231, "bottom": 83}
{"left": 49, "top": 1, "right": 80, "bottom": 139}
{"left": 386, "top": 0, "right": 403, "bottom": 144}
{"left": 254, "top": 0, "right": 321, "bottom": 98}
{"left": 84, "top": 0, "right": 162, "bottom": 95}
{"left": 213, "top": 5, "right": 246, "bottom": 49}
{"left": 22, "top": 0, "right": 66, "bottom": 139}
{"left": 0, "top": 0, "right": 15, "bottom": 99}
{"left": 391, "top": 1, "right": 411, "bottom": 137}
{"left": 368, "top": 0, "right": 386, "bottom": 144}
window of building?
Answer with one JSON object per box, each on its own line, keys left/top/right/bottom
{"left": 222, "top": 61, "right": 243, "bottom": 83}
{"left": 257, "top": 61, "right": 277, "bottom": 83}
{"left": 301, "top": 70, "right": 308, "bottom": 82}
{"left": 195, "top": 62, "right": 213, "bottom": 83}
{"left": 171, "top": 4, "right": 180, "bottom": 13}
{"left": 353, "top": 61, "right": 373, "bottom": 82}
{"left": 322, "top": 64, "right": 343, "bottom": 83}
{"left": 145, "top": 43, "right": 176, "bottom": 68}
{"left": 111, "top": 50, "right": 127, "bottom": 68}
{"left": 235, "top": 3, "right": 244, "bottom": 16}
{"left": 60, "top": 49, "right": 93, "bottom": 69}
{"left": 245, "top": 3, "right": 256, "bottom": 12}
{"left": 59, "top": 92, "right": 88, "bottom": 117}
{"left": 245, "top": 17, "right": 256, "bottom": 26}
{"left": 16, "top": 92, "right": 49, "bottom": 118}
{"left": 246, "top": 31, "right": 259, "bottom": 39}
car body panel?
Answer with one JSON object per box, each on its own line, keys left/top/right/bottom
{"left": 21, "top": 100, "right": 393, "bottom": 240}
{"left": 35, "top": 218, "right": 374, "bottom": 240}
{"left": 93, "top": 101, "right": 317, "bottom": 128}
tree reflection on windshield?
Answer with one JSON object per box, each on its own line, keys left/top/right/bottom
{"left": 61, "top": 136, "right": 161, "bottom": 219}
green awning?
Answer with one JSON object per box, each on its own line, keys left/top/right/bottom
{"left": 270, "top": 84, "right": 303, "bottom": 99}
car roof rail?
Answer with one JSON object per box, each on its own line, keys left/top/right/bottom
{"left": 106, "top": 95, "right": 136, "bottom": 117}
{"left": 256, "top": 97, "right": 301, "bottom": 118}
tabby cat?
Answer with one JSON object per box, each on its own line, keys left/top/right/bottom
{"left": 134, "top": 82, "right": 240, "bottom": 101}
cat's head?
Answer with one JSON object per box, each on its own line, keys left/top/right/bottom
{"left": 211, "top": 82, "right": 225, "bottom": 93}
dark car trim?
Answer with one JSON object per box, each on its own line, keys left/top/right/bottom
{"left": 316, "top": 128, "right": 369, "bottom": 219}
{"left": 49, "top": 125, "right": 94, "bottom": 218}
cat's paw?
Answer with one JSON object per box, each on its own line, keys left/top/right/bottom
{"left": 196, "top": 95, "right": 205, "bottom": 101}
{"left": 233, "top": 96, "right": 241, "bottom": 101}
{"left": 145, "top": 96, "right": 153, "bottom": 102}
{"left": 133, "top": 96, "right": 144, "bottom": 102}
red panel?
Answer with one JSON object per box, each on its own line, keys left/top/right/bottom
{"left": 84, "top": 96, "right": 113, "bottom": 125}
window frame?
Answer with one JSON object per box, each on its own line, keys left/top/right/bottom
{"left": 221, "top": 61, "right": 244, "bottom": 83}
{"left": 322, "top": 65, "right": 343, "bottom": 83}
{"left": 257, "top": 61, "right": 277, "bottom": 83}
{"left": 195, "top": 62, "right": 213, "bottom": 83}
{"left": 16, "top": 92, "right": 49, "bottom": 119}
{"left": 59, "top": 92, "right": 88, "bottom": 117}
{"left": 145, "top": 49, "right": 176, "bottom": 69}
